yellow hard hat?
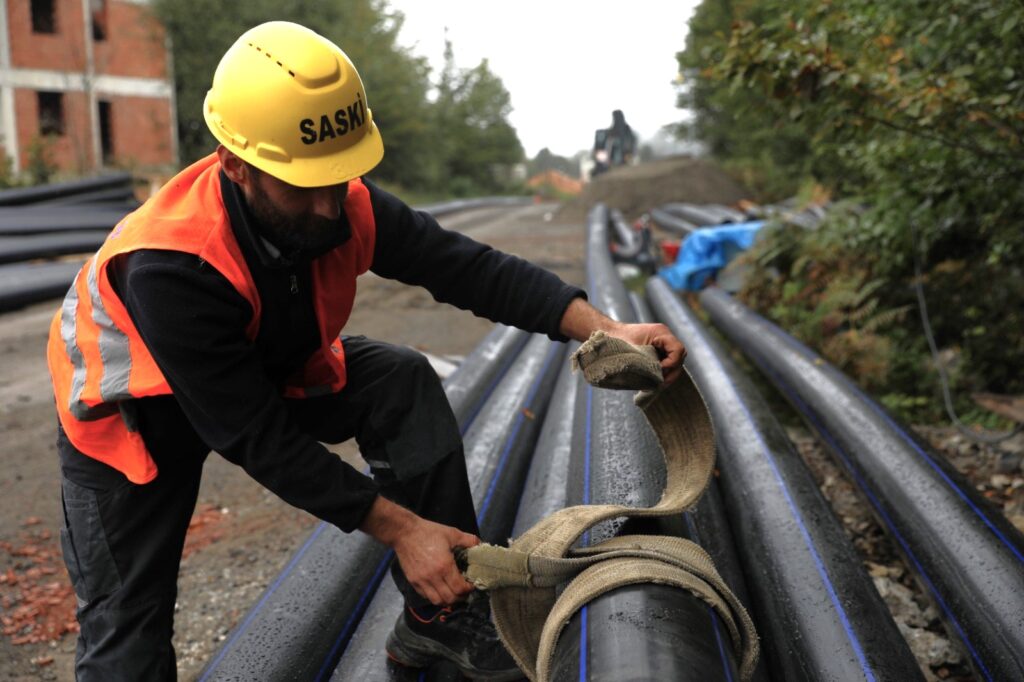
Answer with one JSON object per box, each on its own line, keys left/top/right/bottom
{"left": 203, "top": 21, "right": 384, "bottom": 187}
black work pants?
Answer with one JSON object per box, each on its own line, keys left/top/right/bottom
{"left": 57, "top": 337, "right": 479, "bottom": 681}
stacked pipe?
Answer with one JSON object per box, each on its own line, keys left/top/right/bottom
{"left": 0, "top": 173, "right": 139, "bottom": 311}
{"left": 198, "top": 325, "right": 531, "bottom": 681}
{"left": 0, "top": 193, "right": 532, "bottom": 312}
{"left": 628, "top": 289, "right": 766, "bottom": 682}
{"left": 646, "top": 278, "right": 923, "bottom": 680}
{"left": 607, "top": 209, "right": 655, "bottom": 272}
{"left": 648, "top": 207, "right": 697, "bottom": 237}
{"left": 700, "top": 286, "right": 1024, "bottom": 681}
{"left": 0, "top": 172, "right": 135, "bottom": 207}
{"left": 332, "top": 334, "right": 564, "bottom": 680}
{"left": 545, "top": 204, "right": 748, "bottom": 681}
{"left": 661, "top": 203, "right": 728, "bottom": 228}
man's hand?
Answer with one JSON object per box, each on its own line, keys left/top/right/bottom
{"left": 559, "top": 297, "right": 686, "bottom": 385}
{"left": 606, "top": 321, "right": 687, "bottom": 385}
{"left": 359, "top": 495, "right": 479, "bottom": 605}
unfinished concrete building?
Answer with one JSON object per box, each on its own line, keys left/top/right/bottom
{"left": 0, "top": 0, "right": 178, "bottom": 176}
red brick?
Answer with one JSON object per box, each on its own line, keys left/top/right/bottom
{"left": 93, "top": 2, "right": 168, "bottom": 79}
{"left": 5, "top": 1, "right": 176, "bottom": 174}
{"left": 102, "top": 95, "right": 174, "bottom": 167}
{"left": 7, "top": 0, "right": 87, "bottom": 71}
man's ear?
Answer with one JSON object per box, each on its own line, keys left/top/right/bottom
{"left": 217, "top": 145, "right": 249, "bottom": 186}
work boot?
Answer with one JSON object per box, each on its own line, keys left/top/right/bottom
{"left": 385, "top": 592, "right": 524, "bottom": 681}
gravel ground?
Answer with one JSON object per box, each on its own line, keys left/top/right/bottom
{"left": 787, "top": 424, "right": 1024, "bottom": 681}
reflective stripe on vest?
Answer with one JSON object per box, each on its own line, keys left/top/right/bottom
{"left": 62, "top": 254, "right": 136, "bottom": 420}
{"left": 48, "top": 153, "right": 376, "bottom": 482}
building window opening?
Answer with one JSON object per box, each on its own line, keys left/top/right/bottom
{"left": 99, "top": 101, "right": 114, "bottom": 164}
{"left": 38, "top": 92, "right": 65, "bottom": 136}
{"left": 90, "top": 0, "right": 107, "bottom": 41}
{"left": 31, "top": 0, "right": 56, "bottom": 34}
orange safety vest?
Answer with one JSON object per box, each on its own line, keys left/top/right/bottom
{"left": 46, "top": 153, "right": 376, "bottom": 484}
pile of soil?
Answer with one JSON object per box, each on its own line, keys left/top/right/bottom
{"left": 557, "top": 155, "right": 753, "bottom": 223}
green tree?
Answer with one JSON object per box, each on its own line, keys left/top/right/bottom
{"left": 681, "top": 0, "right": 1024, "bottom": 419}
{"left": 433, "top": 40, "right": 524, "bottom": 195}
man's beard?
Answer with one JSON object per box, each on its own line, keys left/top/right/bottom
{"left": 247, "top": 181, "right": 348, "bottom": 256}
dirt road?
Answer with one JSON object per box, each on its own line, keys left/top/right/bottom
{"left": 0, "top": 201, "right": 583, "bottom": 680}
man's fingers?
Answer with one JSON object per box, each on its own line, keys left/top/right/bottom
{"left": 443, "top": 566, "right": 474, "bottom": 601}
{"left": 418, "top": 582, "right": 443, "bottom": 606}
{"left": 452, "top": 530, "right": 480, "bottom": 548}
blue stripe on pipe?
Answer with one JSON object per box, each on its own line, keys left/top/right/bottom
{"left": 763, "top": 313, "right": 1024, "bottom": 565}
{"left": 198, "top": 522, "right": 328, "bottom": 681}
{"left": 579, "top": 605, "right": 588, "bottom": 681}
{"left": 313, "top": 550, "right": 395, "bottom": 681}
{"left": 711, "top": 612, "right": 734, "bottom": 682}
{"left": 738, "top": 403, "right": 875, "bottom": 681}
{"left": 753, "top": 354, "right": 994, "bottom": 682}
{"left": 698, "top": 338, "right": 877, "bottom": 680}
{"left": 579, "top": 385, "right": 593, "bottom": 677}
{"left": 477, "top": 344, "right": 562, "bottom": 525}
{"left": 683, "top": 513, "right": 735, "bottom": 680}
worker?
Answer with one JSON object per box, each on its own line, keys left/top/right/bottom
{"left": 47, "top": 22, "right": 686, "bottom": 681}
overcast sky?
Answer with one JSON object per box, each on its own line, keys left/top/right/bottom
{"left": 384, "top": 1, "right": 700, "bottom": 159}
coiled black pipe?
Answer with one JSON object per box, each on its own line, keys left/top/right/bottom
{"left": 331, "top": 334, "right": 564, "bottom": 680}
{"left": 700, "top": 286, "right": 1024, "bottom": 681}
{"left": 648, "top": 279, "right": 923, "bottom": 681}
{"left": 198, "top": 325, "right": 531, "bottom": 681}
{"left": 548, "top": 204, "right": 740, "bottom": 681}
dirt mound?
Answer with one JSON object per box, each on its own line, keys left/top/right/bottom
{"left": 558, "top": 155, "right": 752, "bottom": 222}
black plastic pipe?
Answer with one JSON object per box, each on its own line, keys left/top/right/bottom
{"left": 0, "top": 205, "right": 135, "bottom": 236}
{"left": 608, "top": 208, "right": 638, "bottom": 248}
{"left": 332, "top": 335, "right": 563, "bottom": 680}
{"left": 650, "top": 207, "right": 698, "bottom": 237}
{"left": 0, "top": 173, "right": 132, "bottom": 206}
{"left": 648, "top": 278, "right": 923, "bottom": 681}
{"left": 702, "top": 204, "right": 747, "bottom": 223}
{"left": 39, "top": 186, "right": 138, "bottom": 206}
{"left": 548, "top": 204, "right": 740, "bottom": 681}
{"left": 0, "top": 231, "right": 109, "bottom": 264}
{"left": 631, "top": 286, "right": 767, "bottom": 682}
{"left": 0, "top": 261, "right": 84, "bottom": 312}
{"left": 700, "top": 286, "right": 1024, "bottom": 681}
{"left": 198, "top": 325, "right": 531, "bottom": 681}
{"left": 416, "top": 196, "right": 532, "bottom": 218}
{"left": 662, "top": 202, "right": 724, "bottom": 228}
{"left": 511, "top": 350, "right": 578, "bottom": 535}
{"left": 331, "top": 334, "right": 564, "bottom": 681}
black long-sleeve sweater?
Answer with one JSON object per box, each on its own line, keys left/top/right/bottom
{"left": 106, "top": 173, "right": 583, "bottom": 532}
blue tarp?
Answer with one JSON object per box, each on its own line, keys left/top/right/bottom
{"left": 658, "top": 221, "right": 764, "bottom": 291}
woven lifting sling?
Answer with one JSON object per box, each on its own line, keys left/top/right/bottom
{"left": 458, "top": 331, "right": 760, "bottom": 682}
